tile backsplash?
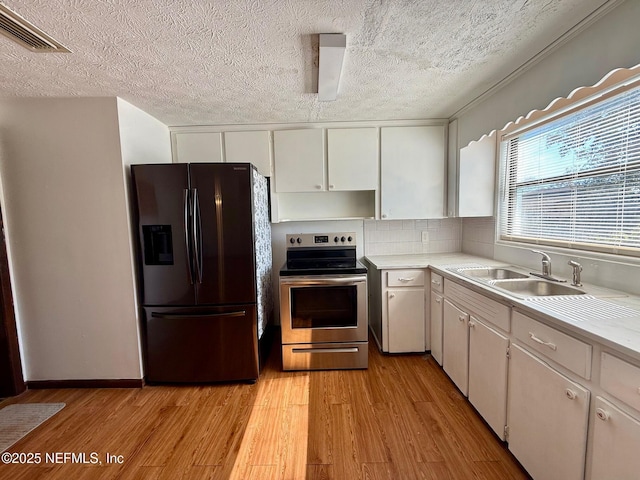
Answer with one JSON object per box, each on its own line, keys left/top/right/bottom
{"left": 462, "top": 217, "right": 496, "bottom": 258}
{"left": 364, "top": 218, "right": 462, "bottom": 256}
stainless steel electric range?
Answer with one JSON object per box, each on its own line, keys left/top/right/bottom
{"left": 279, "top": 232, "right": 368, "bottom": 371}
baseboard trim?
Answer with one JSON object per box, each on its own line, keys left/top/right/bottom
{"left": 26, "top": 379, "right": 144, "bottom": 389}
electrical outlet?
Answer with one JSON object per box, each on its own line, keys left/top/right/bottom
{"left": 421, "top": 231, "right": 429, "bottom": 243}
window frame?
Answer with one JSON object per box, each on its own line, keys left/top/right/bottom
{"left": 497, "top": 79, "right": 640, "bottom": 258}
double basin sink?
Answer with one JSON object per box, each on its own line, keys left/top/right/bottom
{"left": 452, "top": 267, "right": 586, "bottom": 298}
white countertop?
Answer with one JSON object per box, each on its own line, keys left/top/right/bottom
{"left": 364, "top": 253, "right": 640, "bottom": 363}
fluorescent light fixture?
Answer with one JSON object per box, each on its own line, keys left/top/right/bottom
{"left": 318, "top": 34, "right": 346, "bottom": 101}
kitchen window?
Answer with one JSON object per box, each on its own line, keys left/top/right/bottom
{"left": 498, "top": 82, "right": 640, "bottom": 257}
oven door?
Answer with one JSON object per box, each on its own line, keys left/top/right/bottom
{"left": 280, "top": 275, "right": 368, "bottom": 344}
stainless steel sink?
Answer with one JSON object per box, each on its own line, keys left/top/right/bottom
{"left": 461, "top": 267, "right": 529, "bottom": 280}
{"left": 490, "top": 279, "right": 586, "bottom": 298}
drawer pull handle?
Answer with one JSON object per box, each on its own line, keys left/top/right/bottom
{"left": 431, "top": 280, "right": 441, "bottom": 285}
{"left": 596, "top": 408, "right": 610, "bottom": 421}
{"left": 398, "top": 277, "right": 415, "bottom": 282}
{"left": 292, "top": 347, "right": 359, "bottom": 354}
{"left": 565, "top": 389, "right": 577, "bottom": 400}
{"left": 529, "top": 332, "right": 557, "bottom": 351}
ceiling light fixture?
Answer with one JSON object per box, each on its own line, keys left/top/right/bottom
{"left": 318, "top": 33, "right": 346, "bottom": 102}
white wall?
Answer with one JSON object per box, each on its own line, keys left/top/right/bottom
{"left": 116, "top": 98, "right": 172, "bottom": 377}
{"left": 0, "top": 97, "right": 154, "bottom": 381}
{"left": 456, "top": 0, "right": 640, "bottom": 148}
{"left": 456, "top": 0, "right": 640, "bottom": 296}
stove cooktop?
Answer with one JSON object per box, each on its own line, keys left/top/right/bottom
{"left": 280, "top": 231, "right": 367, "bottom": 277}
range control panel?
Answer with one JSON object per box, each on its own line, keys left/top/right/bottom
{"left": 286, "top": 232, "right": 357, "bottom": 248}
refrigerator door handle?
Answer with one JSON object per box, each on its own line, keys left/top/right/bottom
{"left": 183, "top": 189, "right": 194, "bottom": 285}
{"left": 151, "top": 310, "right": 246, "bottom": 319}
{"left": 192, "top": 188, "right": 204, "bottom": 284}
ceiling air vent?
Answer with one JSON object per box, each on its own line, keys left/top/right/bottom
{"left": 0, "top": 4, "right": 70, "bottom": 52}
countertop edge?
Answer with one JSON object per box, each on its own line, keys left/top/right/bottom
{"left": 365, "top": 253, "right": 640, "bottom": 364}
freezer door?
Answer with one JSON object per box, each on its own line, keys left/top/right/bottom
{"left": 132, "top": 164, "right": 195, "bottom": 305}
{"left": 142, "top": 305, "right": 259, "bottom": 383}
{"left": 189, "top": 164, "right": 257, "bottom": 305}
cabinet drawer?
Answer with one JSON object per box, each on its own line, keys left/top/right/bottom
{"left": 512, "top": 311, "right": 592, "bottom": 379}
{"left": 430, "top": 272, "right": 443, "bottom": 293}
{"left": 444, "top": 279, "right": 510, "bottom": 332}
{"left": 387, "top": 270, "right": 425, "bottom": 287}
{"left": 601, "top": 352, "right": 640, "bottom": 412}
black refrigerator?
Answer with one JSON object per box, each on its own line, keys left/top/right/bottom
{"left": 131, "top": 163, "right": 273, "bottom": 383}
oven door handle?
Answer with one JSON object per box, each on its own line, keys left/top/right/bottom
{"left": 281, "top": 276, "right": 367, "bottom": 287}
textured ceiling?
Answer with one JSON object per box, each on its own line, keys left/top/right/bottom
{"left": 0, "top": 0, "right": 612, "bottom": 126}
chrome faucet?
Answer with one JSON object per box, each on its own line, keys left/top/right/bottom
{"left": 568, "top": 260, "right": 583, "bottom": 287}
{"left": 530, "top": 249, "right": 566, "bottom": 282}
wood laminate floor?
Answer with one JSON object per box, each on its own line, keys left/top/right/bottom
{"left": 0, "top": 336, "right": 530, "bottom": 479}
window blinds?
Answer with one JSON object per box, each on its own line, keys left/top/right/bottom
{"left": 499, "top": 85, "right": 640, "bottom": 256}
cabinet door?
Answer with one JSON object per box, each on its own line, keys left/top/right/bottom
{"left": 590, "top": 396, "right": 640, "bottom": 480}
{"left": 430, "top": 291, "right": 443, "bottom": 365}
{"left": 468, "top": 317, "right": 509, "bottom": 439}
{"left": 327, "top": 127, "right": 378, "bottom": 191}
{"left": 380, "top": 125, "right": 445, "bottom": 219}
{"left": 458, "top": 132, "right": 496, "bottom": 217}
{"left": 273, "top": 129, "right": 324, "bottom": 192}
{"left": 387, "top": 288, "right": 425, "bottom": 353}
{"left": 174, "top": 132, "right": 223, "bottom": 163}
{"left": 224, "top": 130, "right": 271, "bottom": 177}
{"left": 443, "top": 299, "right": 469, "bottom": 396}
{"left": 507, "top": 344, "right": 589, "bottom": 480}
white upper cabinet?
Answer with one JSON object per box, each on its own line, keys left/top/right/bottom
{"left": 273, "top": 129, "right": 325, "bottom": 192}
{"left": 224, "top": 130, "right": 271, "bottom": 177}
{"left": 327, "top": 128, "right": 378, "bottom": 191}
{"left": 174, "top": 132, "right": 223, "bottom": 163}
{"left": 381, "top": 125, "right": 446, "bottom": 219}
{"left": 458, "top": 133, "right": 496, "bottom": 217}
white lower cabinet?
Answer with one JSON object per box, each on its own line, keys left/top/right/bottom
{"left": 507, "top": 343, "right": 590, "bottom": 480}
{"left": 369, "top": 268, "right": 427, "bottom": 353}
{"left": 468, "top": 317, "right": 509, "bottom": 440}
{"left": 590, "top": 396, "right": 640, "bottom": 480}
{"left": 443, "top": 299, "right": 469, "bottom": 396}
{"left": 387, "top": 288, "right": 425, "bottom": 353}
{"left": 430, "top": 291, "right": 443, "bottom": 365}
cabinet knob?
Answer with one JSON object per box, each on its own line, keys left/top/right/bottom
{"left": 468, "top": 321, "right": 476, "bottom": 328}
{"left": 435, "top": 298, "right": 441, "bottom": 304}
{"left": 458, "top": 315, "right": 466, "bottom": 322}
{"left": 596, "top": 408, "right": 610, "bottom": 421}
{"left": 389, "top": 293, "right": 395, "bottom": 299}
{"left": 329, "top": 184, "right": 335, "bottom": 189}
{"left": 315, "top": 184, "right": 322, "bottom": 189}
{"left": 565, "top": 389, "right": 577, "bottom": 400}
{"left": 382, "top": 214, "right": 387, "bottom": 219}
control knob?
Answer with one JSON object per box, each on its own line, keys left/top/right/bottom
{"left": 348, "top": 236, "right": 353, "bottom": 242}
{"left": 334, "top": 236, "right": 339, "bottom": 243}
{"left": 296, "top": 237, "right": 302, "bottom": 244}
{"left": 341, "top": 236, "right": 346, "bottom": 242}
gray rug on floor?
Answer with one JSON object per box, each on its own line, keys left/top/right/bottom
{"left": 0, "top": 403, "right": 65, "bottom": 452}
